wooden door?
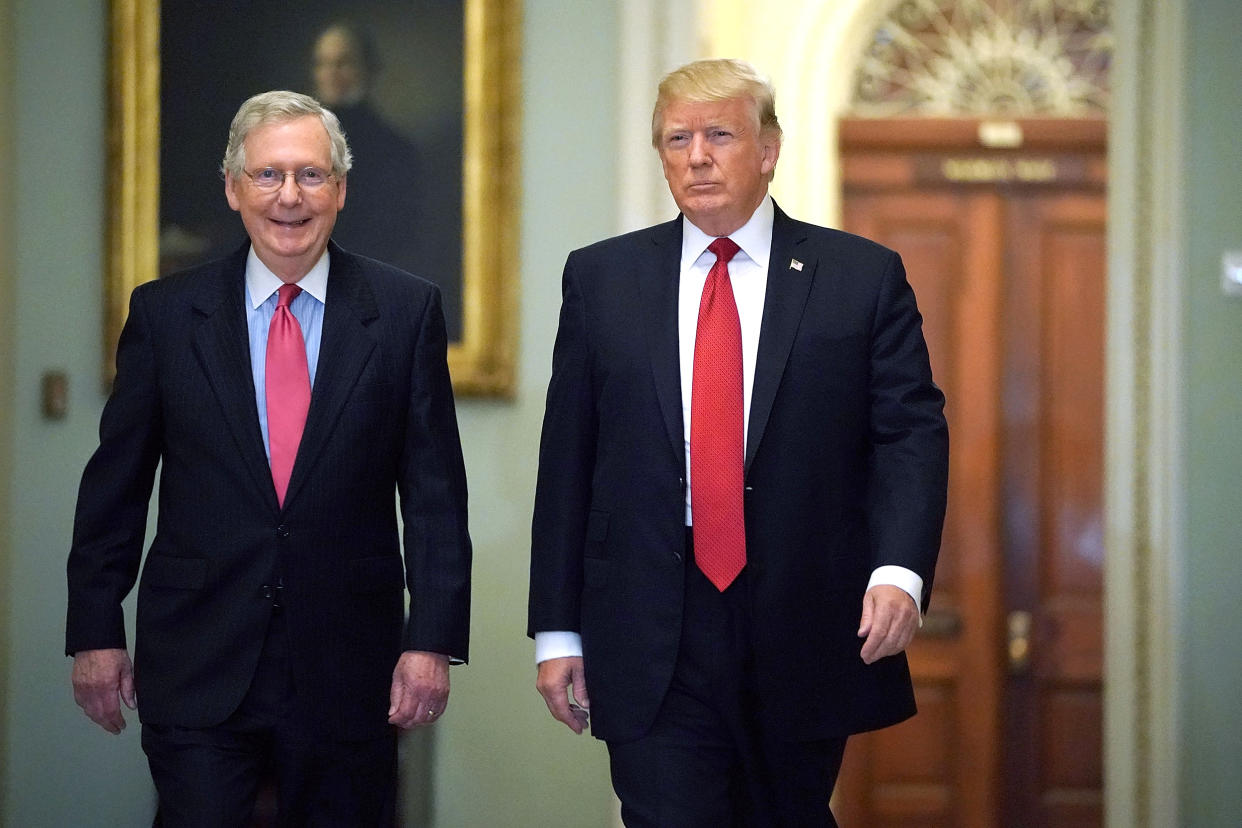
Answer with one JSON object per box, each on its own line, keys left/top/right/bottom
{"left": 833, "top": 119, "right": 1106, "bottom": 827}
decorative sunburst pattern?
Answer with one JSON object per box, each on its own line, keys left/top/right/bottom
{"left": 852, "top": 0, "right": 1111, "bottom": 116}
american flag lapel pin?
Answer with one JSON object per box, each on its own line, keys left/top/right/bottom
{"left": 790, "top": 258, "right": 804, "bottom": 271}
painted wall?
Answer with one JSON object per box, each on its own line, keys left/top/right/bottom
{"left": 0, "top": 0, "right": 17, "bottom": 816}
{"left": 431, "top": 0, "right": 620, "bottom": 824}
{"left": 3, "top": 0, "right": 159, "bottom": 824}
{"left": 1, "top": 0, "right": 620, "bottom": 825}
{"left": 1181, "top": 0, "right": 1242, "bottom": 823}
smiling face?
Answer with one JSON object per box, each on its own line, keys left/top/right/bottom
{"left": 225, "top": 115, "right": 346, "bottom": 282}
{"left": 655, "top": 96, "right": 780, "bottom": 237}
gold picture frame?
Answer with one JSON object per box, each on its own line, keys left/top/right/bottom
{"left": 106, "top": 0, "right": 520, "bottom": 397}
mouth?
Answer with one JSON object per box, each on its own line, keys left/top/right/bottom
{"left": 269, "top": 217, "right": 311, "bottom": 228}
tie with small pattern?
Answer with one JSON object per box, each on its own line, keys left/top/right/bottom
{"left": 266, "top": 283, "right": 310, "bottom": 507}
{"left": 690, "top": 236, "right": 746, "bottom": 591}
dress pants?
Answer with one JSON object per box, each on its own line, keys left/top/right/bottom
{"left": 141, "top": 608, "right": 397, "bottom": 827}
{"left": 606, "top": 531, "right": 846, "bottom": 827}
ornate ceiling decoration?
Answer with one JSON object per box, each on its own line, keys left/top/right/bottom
{"left": 852, "top": 0, "right": 1111, "bottom": 116}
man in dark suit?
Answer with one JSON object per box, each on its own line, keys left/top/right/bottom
{"left": 529, "top": 59, "right": 948, "bottom": 825}
{"left": 67, "top": 90, "right": 471, "bottom": 825}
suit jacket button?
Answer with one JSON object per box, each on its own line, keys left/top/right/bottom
{"left": 276, "top": 525, "right": 290, "bottom": 538}
{"left": 673, "top": 550, "right": 683, "bottom": 563}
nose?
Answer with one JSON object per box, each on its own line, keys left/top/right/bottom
{"left": 276, "top": 173, "right": 302, "bottom": 205}
{"left": 688, "top": 134, "right": 711, "bottom": 167}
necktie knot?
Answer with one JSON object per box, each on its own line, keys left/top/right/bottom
{"left": 277, "top": 283, "right": 302, "bottom": 310}
{"left": 708, "top": 237, "right": 740, "bottom": 265}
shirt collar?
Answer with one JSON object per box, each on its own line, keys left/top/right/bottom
{"left": 679, "top": 195, "right": 774, "bottom": 272}
{"left": 245, "top": 247, "right": 330, "bottom": 309}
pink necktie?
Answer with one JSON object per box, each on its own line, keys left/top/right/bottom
{"left": 266, "top": 284, "right": 310, "bottom": 507}
{"left": 691, "top": 237, "right": 746, "bottom": 591}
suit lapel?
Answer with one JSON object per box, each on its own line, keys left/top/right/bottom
{"left": 747, "top": 205, "right": 814, "bottom": 471}
{"left": 282, "top": 244, "right": 378, "bottom": 507}
{"left": 640, "top": 219, "right": 687, "bottom": 471}
{"left": 190, "top": 245, "right": 276, "bottom": 506}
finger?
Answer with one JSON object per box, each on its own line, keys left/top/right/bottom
{"left": 539, "top": 687, "right": 573, "bottom": 728}
{"left": 388, "top": 675, "right": 405, "bottom": 719}
{"left": 388, "top": 699, "right": 417, "bottom": 729}
{"left": 571, "top": 667, "right": 590, "bottom": 710}
{"left": 540, "top": 685, "right": 584, "bottom": 734}
{"left": 73, "top": 680, "right": 123, "bottom": 733}
{"left": 557, "top": 704, "right": 586, "bottom": 735}
{"left": 860, "top": 605, "right": 894, "bottom": 664}
{"left": 863, "top": 605, "right": 919, "bottom": 663}
{"left": 120, "top": 669, "right": 138, "bottom": 710}
{"left": 857, "top": 592, "right": 875, "bottom": 637}
{"left": 83, "top": 691, "right": 125, "bottom": 734}
{"left": 411, "top": 686, "right": 448, "bottom": 727}
{"left": 536, "top": 659, "right": 587, "bottom": 734}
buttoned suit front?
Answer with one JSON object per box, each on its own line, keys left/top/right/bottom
{"left": 67, "top": 241, "right": 471, "bottom": 742}
{"left": 529, "top": 204, "right": 948, "bottom": 746}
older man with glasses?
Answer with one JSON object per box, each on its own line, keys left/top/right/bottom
{"left": 66, "top": 90, "right": 472, "bottom": 826}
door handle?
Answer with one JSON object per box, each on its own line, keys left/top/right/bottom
{"left": 1008, "top": 610, "right": 1032, "bottom": 674}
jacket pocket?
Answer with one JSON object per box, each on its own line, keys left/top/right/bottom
{"left": 142, "top": 554, "right": 207, "bottom": 590}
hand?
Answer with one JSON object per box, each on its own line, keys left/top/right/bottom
{"left": 857, "top": 585, "right": 920, "bottom": 665}
{"left": 388, "top": 651, "right": 450, "bottom": 729}
{"left": 71, "top": 648, "right": 137, "bottom": 734}
{"left": 535, "top": 656, "right": 590, "bottom": 734}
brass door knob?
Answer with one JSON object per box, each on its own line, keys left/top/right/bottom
{"left": 1008, "top": 610, "right": 1032, "bottom": 674}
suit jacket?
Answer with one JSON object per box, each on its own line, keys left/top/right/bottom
{"left": 67, "top": 241, "right": 471, "bottom": 740}
{"left": 528, "top": 204, "right": 948, "bottom": 743}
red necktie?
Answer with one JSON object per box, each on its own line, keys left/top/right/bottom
{"left": 691, "top": 237, "right": 746, "bottom": 591}
{"left": 266, "top": 283, "right": 310, "bottom": 507}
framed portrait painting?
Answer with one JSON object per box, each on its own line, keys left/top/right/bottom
{"left": 107, "top": 0, "right": 520, "bottom": 396}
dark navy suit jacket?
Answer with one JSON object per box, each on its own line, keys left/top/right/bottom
{"left": 67, "top": 241, "right": 471, "bottom": 740}
{"left": 529, "top": 204, "right": 948, "bottom": 743}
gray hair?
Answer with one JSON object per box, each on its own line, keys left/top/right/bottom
{"left": 651, "top": 58, "right": 782, "bottom": 148}
{"left": 220, "top": 90, "right": 353, "bottom": 179}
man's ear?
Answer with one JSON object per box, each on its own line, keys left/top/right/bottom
{"left": 224, "top": 172, "right": 240, "bottom": 211}
{"left": 760, "top": 135, "right": 781, "bottom": 177}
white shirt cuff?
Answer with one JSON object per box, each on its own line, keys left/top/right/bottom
{"left": 867, "top": 565, "right": 925, "bottom": 626}
{"left": 534, "top": 631, "right": 583, "bottom": 664}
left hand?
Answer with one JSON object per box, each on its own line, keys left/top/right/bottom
{"left": 857, "top": 585, "right": 920, "bottom": 664}
{"left": 388, "top": 650, "right": 450, "bottom": 728}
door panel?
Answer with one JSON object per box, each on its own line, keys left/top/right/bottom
{"left": 838, "top": 189, "right": 1004, "bottom": 828}
{"left": 1003, "top": 192, "right": 1105, "bottom": 827}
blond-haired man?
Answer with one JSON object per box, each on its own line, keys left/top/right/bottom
{"left": 530, "top": 59, "right": 947, "bottom": 825}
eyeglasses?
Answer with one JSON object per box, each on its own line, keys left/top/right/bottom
{"left": 242, "top": 166, "right": 336, "bottom": 191}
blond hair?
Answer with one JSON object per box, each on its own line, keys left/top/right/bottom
{"left": 651, "top": 58, "right": 781, "bottom": 148}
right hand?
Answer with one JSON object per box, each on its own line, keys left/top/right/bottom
{"left": 535, "top": 656, "right": 591, "bottom": 734}
{"left": 71, "top": 648, "right": 137, "bottom": 734}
